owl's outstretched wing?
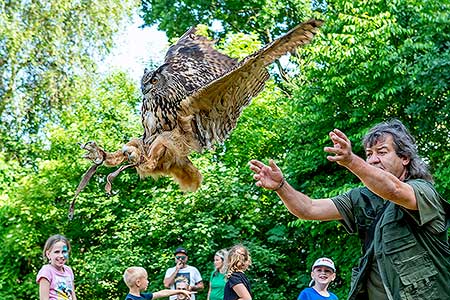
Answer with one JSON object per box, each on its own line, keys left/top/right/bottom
{"left": 180, "top": 19, "right": 324, "bottom": 149}
{"left": 163, "top": 27, "right": 238, "bottom": 93}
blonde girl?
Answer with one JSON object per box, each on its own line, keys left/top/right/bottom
{"left": 223, "top": 245, "right": 252, "bottom": 300}
{"left": 36, "top": 234, "right": 76, "bottom": 300}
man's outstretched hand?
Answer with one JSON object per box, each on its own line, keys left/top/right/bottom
{"left": 324, "top": 129, "right": 355, "bottom": 167}
{"left": 249, "top": 159, "right": 284, "bottom": 190}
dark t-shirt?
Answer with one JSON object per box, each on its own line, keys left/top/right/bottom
{"left": 223, "top": 272, "right": 251, "bottom": 300}
{"left": 125, "top": 292, "right": 154, "bottom": 300}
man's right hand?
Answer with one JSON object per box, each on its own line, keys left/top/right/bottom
{"left": 249, "top": 159, "right": 284, "bottom": 190}
{"left": 176, "top": 260, "right": 184, "bottom": 269}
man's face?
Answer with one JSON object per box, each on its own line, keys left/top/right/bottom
{"left": 365, "top": 134, "right": 409, "bottom": 180}
{"left": 175, "top": 253, "right": 188, "bottom": 267}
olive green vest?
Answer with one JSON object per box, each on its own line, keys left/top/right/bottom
{"left": 333, "top": 181, "right": 450, "bottom": 300}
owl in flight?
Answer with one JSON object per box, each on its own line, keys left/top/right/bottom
{"left": 73, "top": 19, "right": 323, "bottom": 210}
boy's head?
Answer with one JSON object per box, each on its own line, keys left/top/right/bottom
{"left": 175, "top": 281, "right": 189, "bottom": 300}
{"left": 309, "top": 258, "right": 336, "bottom": 287}
{"left": 123, "top": 266, "right": 149, "bottom": 291}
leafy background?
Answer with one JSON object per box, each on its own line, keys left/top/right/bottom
{"left": 0, "top": 0, "right": 449, "bottom": 299}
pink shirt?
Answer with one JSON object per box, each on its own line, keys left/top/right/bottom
{"left": 36, "top": 264, "right": 75, "bottom": 300}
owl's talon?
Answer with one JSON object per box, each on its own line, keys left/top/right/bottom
{"left": 80, "top": 141, "right": 106, "bottom": 165}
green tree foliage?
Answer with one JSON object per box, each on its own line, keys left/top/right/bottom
{"left": 0, "top": 71, "right": 142, "bottom": 299}
{"left": 141, "top": 0, "right": 315, "bottom": 41}
{"left": 0, "top": 0, "right": 137, "bottom": 157}
{"left": 142, "top": 0, "right": 450, "bottom": 298}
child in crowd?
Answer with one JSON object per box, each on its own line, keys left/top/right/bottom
{"left": 36, "top": 234, "right": 77, "bottom": 300}
{"left": 175, "top": 281, "right": 189, "bottom": 300}
{"left": 124, "top": 266, "right": 192, "bottom": 300}
{"left": 297, "top": 257, "right": 338, "bottom": 300}
{"left": 223, "top": 244, "right": 252, "bottom": 300}
{"left": 207, "top": 249, "right": 228, "bottom": 300}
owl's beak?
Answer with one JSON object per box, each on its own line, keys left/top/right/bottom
{"left": 141, "top": 85, "right": 151, "bottom": 95}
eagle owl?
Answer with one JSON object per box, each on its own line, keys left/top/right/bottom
{"left": 73, "top": 19, "right": 323, "bottom": 208}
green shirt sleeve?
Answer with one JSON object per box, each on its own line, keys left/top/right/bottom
{"left": 331, "top": 190, "right": 357, "bottom": 234}
{"left": 405, "top": 179, "right": 448, "bottom": 234}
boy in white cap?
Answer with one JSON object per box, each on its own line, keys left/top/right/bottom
{"left": 297, "top": 258, "right": 338, "bottom": 300}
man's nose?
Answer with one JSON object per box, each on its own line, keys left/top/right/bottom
{"left": 367, "top": 154, "right": 380, "bottom": 165}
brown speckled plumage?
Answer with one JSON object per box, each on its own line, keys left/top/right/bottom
{"left": 78, "top": 19, "right": 323, "bottom": 194}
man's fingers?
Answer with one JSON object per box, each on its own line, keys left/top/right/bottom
{"left": 269, "top": 159, "right": 279, "bottom": 171}
{"left": 249, "top": 163, "right": 261, "bottom": 172}
{"left": 332, "top": 128, "right": 349, "bottom": 141}
{"left": 324, "top": 146, "right": 344, "bottom": 155}
{"left": 326, "top": 155, "right": 339, "bottom": 162}
{"left": 329, "top": 131, "right": 344, "bottom": 143}
{"left": 249, "top": 159, "right": 264, "bottom": 167}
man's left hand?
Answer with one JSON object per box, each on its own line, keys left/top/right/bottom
{"left": 324, "top": 129, "right": 355, "bottom": 167}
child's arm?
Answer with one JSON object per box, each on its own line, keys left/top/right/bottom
{"left": 71, "top": 283, "right": 77, "bottom": 300}
{"left": 38, "top": 278, "right": 50, "bottom": 300}
{"left": 152, "top": 289, "right": 192, "bottom": 299}
{"left": 191, "top": 281, "right": 204, "bottom": 292}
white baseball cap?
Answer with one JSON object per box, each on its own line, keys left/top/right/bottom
{"left": 312, "top": 257, "right": 336, "bottom": 272}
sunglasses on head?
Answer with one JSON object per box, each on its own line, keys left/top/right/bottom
{"left": 176, "top": 256, "right": 187, "bottom": 260}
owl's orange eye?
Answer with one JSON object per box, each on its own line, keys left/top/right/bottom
{"left": 151, "top": 78, "right": 158, "bottom": 84}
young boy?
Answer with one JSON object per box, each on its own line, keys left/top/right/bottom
{"left": 124, "top": 266, "right": 192, "bottom": 300}
{"left": 297, "top": 258, "right": 338, "bottom": 300}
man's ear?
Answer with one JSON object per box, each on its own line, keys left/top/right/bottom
{"left": 402, "top": 156, "right": 410, "bottom": 166}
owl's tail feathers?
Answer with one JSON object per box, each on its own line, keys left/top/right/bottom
{"left": 136, "top": 156, "right": 202, "bottom": 192}
{"left": 135, "top": 133, "right": 202, "bottom": 191}
{"left": 170, "top": 158, "right": 203, "bottom": 192}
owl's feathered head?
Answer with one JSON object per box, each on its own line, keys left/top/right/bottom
{"left": 141, "top": 64, "right": 187, "bottom": 99}
{"left": 141, "top": 64, "right": 189, "bottom": 115}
